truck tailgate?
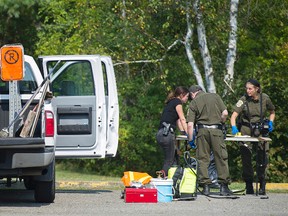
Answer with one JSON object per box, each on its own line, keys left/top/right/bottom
{"left": 0, "top": 138, "right": 45, "bottom": 149}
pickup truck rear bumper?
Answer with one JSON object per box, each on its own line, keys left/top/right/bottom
{"left": 0, "top": 138, "right": 54, "bottom": 170}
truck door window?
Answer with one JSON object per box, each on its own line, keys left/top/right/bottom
{"left": 50, "top": 61, "right": 95, "bottom": 96}
{"left": 0, "top": 62, "right": 37, "bottom": 94}
{"left": 102, "top": 62, "right": 108, "bottom": 96}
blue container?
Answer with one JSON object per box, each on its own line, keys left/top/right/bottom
{"left": 150, "top": 178, "right": 173, "bottom": 203}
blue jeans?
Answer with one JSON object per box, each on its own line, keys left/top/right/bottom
{"left": 156, "top": 128, "right": 175, "bottom": 176}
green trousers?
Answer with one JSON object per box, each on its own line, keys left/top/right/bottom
{"left": 196, "top": 128, "right": 231, "bottom": 185}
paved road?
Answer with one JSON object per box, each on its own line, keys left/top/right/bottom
{"left": 0, "top": 183, "right": 287, "bottom": 216}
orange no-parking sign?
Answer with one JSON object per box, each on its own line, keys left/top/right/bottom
{"left": 0, "top": 44, "right": 24, "bottom": 81}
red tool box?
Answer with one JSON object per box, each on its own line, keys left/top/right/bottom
{"left": 125, "top": 187, "right": 157, "bottom": 203}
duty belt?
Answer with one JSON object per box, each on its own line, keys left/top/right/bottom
{"left": 197, "top": 124, "right": 222, "bottom": 130}
{"left": 241, "top": 122, "right": 261, "bottom": 128}
{"left": 241, "top": 122, "right": 250, "bottom": 127}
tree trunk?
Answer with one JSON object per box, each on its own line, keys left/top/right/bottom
{"left": 184, "top": 1, "right": 206, "bottom": 91}
{"left": 193, "top": 0, "right": 216, "bottom": 93}
{"left": 224, "top": 0, "right": 239, "bottom": 93}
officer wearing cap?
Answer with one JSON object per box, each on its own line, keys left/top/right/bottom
{"left": 187, "top": 85, "right": 232, "bottom": 196}
{"left": 230, "top": 79, "right": 275, "bottom": 195}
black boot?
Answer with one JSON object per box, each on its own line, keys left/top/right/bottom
{"left": 259, "top": 180, "right": 266, "bottom": 195}
{"left": 246, "top": 181, "right": 254, "bottom": 194}
{"left": 220, "top": 184, "right": 233, "bottom": 196}
{"left": 202, "top": 184, "right": 210, "bottom": 195}
{"left": 210, "top": 181, "right": 220, "bottom": 189}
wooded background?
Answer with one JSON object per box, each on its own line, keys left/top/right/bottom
{"left": 1, "top": 0, "right": 287, "bottom": 182}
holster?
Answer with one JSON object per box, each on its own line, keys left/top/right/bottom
{"left": 162, "top": 122, "right": 171, "bottom": 136}
{"left": 221, "top": 123, "right": 227, "bottom": 139}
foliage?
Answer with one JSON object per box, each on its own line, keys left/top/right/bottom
{"left": 0, "top": 0, "right": 39, "bottom": 54}
{"left": 0, "top": 0, "right": 287, "bottom": 181}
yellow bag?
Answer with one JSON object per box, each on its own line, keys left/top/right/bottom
{"left": 121, "top": 171, "right": 152, "bottom": 187}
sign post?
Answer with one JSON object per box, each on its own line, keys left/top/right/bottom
{"left": 0, "top": 44, "right": 24, "bottom": 136}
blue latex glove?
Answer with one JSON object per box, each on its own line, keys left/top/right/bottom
{"left": 231, "top": 126, "right": 239, "bottom": 135}
{"left": 188, "top": 140, "right": 197, "bottom": 149}
{"left": 188, "top": 131, "right": 197, "bottom": 149}
{"left": 268, "top": 121, "right": 273, "bottom": 132}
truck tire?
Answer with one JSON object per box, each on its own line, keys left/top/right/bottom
{"left": 24, "top": 177, "right": 36, "bottom": 190}
{"left": 34, "top": 179, "right": 55, "bottom": 203}
{"left": 34, "top": 156, "right": 56, "bottom": 203}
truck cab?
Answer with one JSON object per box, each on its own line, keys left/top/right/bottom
{"left": 0, "top": 54, "right": 119, "bottom": 203}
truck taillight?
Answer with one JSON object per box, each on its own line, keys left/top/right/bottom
{"left": 45, "top": 111, "right": 54, "bottom": 137}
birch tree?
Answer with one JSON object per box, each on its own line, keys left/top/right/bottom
{"left": 183, "top": 1, "right": 205, "bottom": 91}
{"left": 192, "top": 0, "right": 216, "bottom": 93}
{"left": 224, "top": 0, "right": 239, "bottom": 93}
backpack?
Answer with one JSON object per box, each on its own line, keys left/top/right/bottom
{"left": 168, "top": 152, "right": 198, "bottom": 200}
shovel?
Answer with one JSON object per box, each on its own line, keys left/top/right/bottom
{"left": 19, "top": 104, "right": 38, "bottom": 138}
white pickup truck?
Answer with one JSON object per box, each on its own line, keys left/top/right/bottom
{"left": 0, "top": 54, "right": 119, "bottom": 203}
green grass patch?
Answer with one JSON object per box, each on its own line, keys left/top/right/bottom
{"left": 55, "top": 166, "right": 288, "bottom": 193}
{"left": 56, "top": 166, "right": 121, "bottom": 182}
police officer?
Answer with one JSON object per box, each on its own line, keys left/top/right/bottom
{"left": 187, "top": 85, "right": 232, "bottom": 196}
{"left": 230, "top": 79, "right": 275, "bottom": 195}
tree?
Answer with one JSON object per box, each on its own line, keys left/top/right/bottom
{"left": 224, "top": 0, "right": 239, "bottom": 94}
{"left": 0, "top": 0, "right": 39, "bottom": 54}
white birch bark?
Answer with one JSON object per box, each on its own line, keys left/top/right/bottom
{"left": 224, "top": 0, "right": 239, "bottom": 93}
{"left": 184, "top": 1, "right": 206, "bottom": 91}
{"left": 193, "top": 0, "right": 216, "bottom": 93}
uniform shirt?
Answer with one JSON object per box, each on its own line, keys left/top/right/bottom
{"left": 233, "top": 93, "right": 275, "bottom": 124}
{"left": 159, "top": 98, "right": 182, "bottom": 130}
{"left": 187, "top": 91, "right": 227, "bottom": 125}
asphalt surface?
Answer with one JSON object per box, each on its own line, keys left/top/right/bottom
{"left": 0, "top": 183, "right": 288, "bottom": 216}
{"left": 0, "top": 180, "right": 288, "bottom": 216}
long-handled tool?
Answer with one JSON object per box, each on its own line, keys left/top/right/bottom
{"left": 29, "top": 80, "right": 50, "bottom": 137}
{"left": 0, "top": 79, "right": 47, "bottom": 137}
{"left": 0, "top": 60, "right": 61, "bottom": 138}
{"left": 19, "top": 104, "right": 38, "bottom": 137}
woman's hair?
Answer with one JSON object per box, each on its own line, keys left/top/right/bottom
{"left": 246, "top": 79, "right": 261, "bottom": 93}
{"left": 165, "top": 86, "right": 189, "bottom": 103}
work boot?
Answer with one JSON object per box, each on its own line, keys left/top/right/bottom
{"left": 245, "top": 181, "right": 254, "bottom": 194}
{"left": 210, "top": 181, "right": 220, "bottom": 189}
{"left": 259, "top": 180, "right": 266, "bottom": 195}
{"left": 220, "top": 184, "right": 233, "bottom": 196}
{"left": 202, "top": 184, "right": 210, "bottom": 196}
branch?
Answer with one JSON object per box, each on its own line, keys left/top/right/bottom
{"left": 113, "top": 59, "right": 163, "bottom": 66}
{"left": 167, "top": 39, "right": 183, "bottom": 51}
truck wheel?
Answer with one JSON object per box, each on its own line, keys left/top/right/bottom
{"left": 24, "top": 178, "right": 36, "bottom": 190}
{"left": 34, "top": 178, "right": 55, "bottom": 203}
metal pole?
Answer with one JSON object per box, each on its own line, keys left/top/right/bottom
{"left": 8, "top": 81, "right": 22, "bottom": 137}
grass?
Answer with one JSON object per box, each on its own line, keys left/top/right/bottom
{"left": 55, "top": 166, "right": 288, "bottom": 192}
{"left": 55, "top": 166, "right": 123, "bottom": 190}
{"left": 56, "top": 167, "right": 120, "bottom": 182}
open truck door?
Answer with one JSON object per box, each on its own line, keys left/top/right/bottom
{"left": 101, "top": 56, "right": 119, "bottom": 157}
{"left": 39, "top": 55, "right": 118, "bottom": 158}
